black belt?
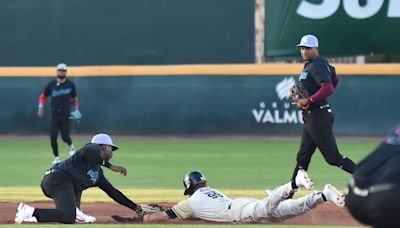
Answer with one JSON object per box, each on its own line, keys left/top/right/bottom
{"left": 228, "top": 204, "right": 231, "bottom": 210}
{"left": 349, "top": 178, "right": 399, "bottom": 197}
{"left": 305, "top": 104, "right": 331, "bottom": 114}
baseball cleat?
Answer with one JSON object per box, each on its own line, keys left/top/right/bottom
{"left": 323, "top": 184, "right": 345, "bottom": 208}
{"left": 52, "top": 157, "right": 61, "bottom": 164}
{"left": 295, "top": 169, "right": 314, "bottom": 190}
{"left": 75, "top": 207, "right": 96, "bottom": 223}
{"left": 15, "top": 203, "right": 35, "bottom": 224}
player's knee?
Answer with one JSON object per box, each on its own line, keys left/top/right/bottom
{"left": 324, "top": 156, "right": 341, "bottom": 166}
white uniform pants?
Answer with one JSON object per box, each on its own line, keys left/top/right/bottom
{"left": 229, "top": 182, "right": 324, "bottom": 223}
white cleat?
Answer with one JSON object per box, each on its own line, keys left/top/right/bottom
{"left": 295, "top": 169, "right": 314, "bottom": 190}
{"left": 52, "top": 157, "right": 61, "bottom": 164}
{"left": 15, "top": 203, "right": 35, "bottom": 224}
{"left": 68, "top": 144, "right": 76, "bottom": 156}
{"left": 323, "top": 184, "right": 345, "bottom": 208}
{"left": 76, "top": 207, "right": 96, "bottom": 223}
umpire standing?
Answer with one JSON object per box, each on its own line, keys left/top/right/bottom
{"left": 289, "top": 34, "right": 356, "bottom": 190}
{"left": 37, "top": 63, "right": 79, "bottom": 164}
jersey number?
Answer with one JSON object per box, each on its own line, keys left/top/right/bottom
{"left": 205, "top": 190, "right": 223, "bottom": 199}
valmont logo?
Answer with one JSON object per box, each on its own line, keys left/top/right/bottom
{"left": 252, "top": 77, "right": 303, "bottom": 124}
{"left": 297, "top": 0, "right": 400, "bottom": 19}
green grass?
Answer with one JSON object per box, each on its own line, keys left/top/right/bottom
{"left": 1, "top": 138, "right": 375, "bottom": 227}
{"left": 1, "top": 139, "right": 377, "bottom": 191}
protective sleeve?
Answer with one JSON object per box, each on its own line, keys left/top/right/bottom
{"left": 72, "top": 97, "right": 79, "bottom": 110}
{"left": 98, "top": 178, "right": 138, "bottom": 210}
{"left": 38, "top": 93, "right": 47, "bottom": 108}
{"left": 171, "top": 200, "right": 193, "bottom": 219}
{"left": 307, "top": 82, "right": 334, "bottom": 104}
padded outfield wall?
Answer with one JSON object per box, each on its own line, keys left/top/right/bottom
{"left": 0, "top": 64, "right": 399, "bottom": 136}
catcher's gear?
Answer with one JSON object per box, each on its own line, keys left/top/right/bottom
{"left": 289, "top": 84, "right": 309, "bottom": 110}
{"left": 135, "top": 204, "right": 164, "bottom": 216}
{"left": 183, "top": 171, "right": 207, "bottom": 195}
{"left": 69, "top": 109, "right": 82, "bottom": 120}
{"left": 112, "top": 215, "right": 143, "bottom": 223}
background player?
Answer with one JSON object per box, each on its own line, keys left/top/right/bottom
{"left": 290, "top": 34, "right": 356, "bottom": 194}
{"left": 37, "top": 63, "right": 79, "bottom": 164}
{"left": 15, "top": 133, "right": 158, "bottom": 224}
{"left": 112, "top": 170, "right": 344, "bottom": 224}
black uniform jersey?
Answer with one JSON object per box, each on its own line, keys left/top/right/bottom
{"left": 53, "top": 143, "right": 110, "bottom": 191}
{"left": 43, "top": 79, "right": 77, "bottom": 114}
{"left": 46, "top": 143, "right": 138, "bottom": 211}
{"left": 298, "top": 56, "right": 336, "bottom": 107}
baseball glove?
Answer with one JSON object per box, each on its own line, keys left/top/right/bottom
{"left": 135, "top": 203, "right": 164, "bottom": 216}
{"left": 289, "top": 84, "right": 309, "bottom": 110}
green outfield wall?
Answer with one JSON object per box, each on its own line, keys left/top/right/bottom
{"left": 265, "top": 0, "right": 400, "bottom": 58}
{"left": 0, "top": 0, "right": 254, "bottom": 66}
{"left": 1, "top": 64, "right": 399, "bottom": 136}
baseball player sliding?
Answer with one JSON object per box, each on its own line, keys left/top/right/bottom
{"left": 112, "top": 170, "right": 344, "bottom": 224}
{"left": 15, "top": 133, "right": 161, "bottom": 224}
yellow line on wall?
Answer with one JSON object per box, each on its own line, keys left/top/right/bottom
{"left": 0, "top": 64, "right": 399, "bottom": 77}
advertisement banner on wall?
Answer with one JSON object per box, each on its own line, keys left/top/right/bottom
{"left": 265, "top": 0, "right": 400, "bottom": 58}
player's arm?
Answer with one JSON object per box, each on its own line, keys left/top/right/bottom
{"left": 98, "top": 177, "right": 140, "bottom": 211}
{"left": 71, "top": 83, "right": 79, "bottom": 110}
{"left": 37, "top": 92, "right": 48, "bottom": 117}
{"left": 37, "top": 84, "right": 51, "bottom": 117}
{"left": 112, "top": 200, "right": 191, "bottom": 223}
{"left": 306, "top": 63, "right": 335, "bottom": 105}
{"left": 307, "top": 82, "right": 334, "bottom": 104}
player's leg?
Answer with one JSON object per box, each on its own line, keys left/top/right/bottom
{"left": 234, "top": 183, "right": 294, "bottom": 222}
{"left": 50, "top": 113, "right": 60, "bottom": 161}
{"left": 310, "top": 110, "right": 355, "bottom": 173}
{"left": 36, "top": 172, "right": 77, "bottom": 223}
{"left": 290, "top": 124, "right": 316, "bottom": 186}
{"left": 270, "top": 191, "right": 324, "bottom": 221}
{"left": 59, "top": 114, "right": 75, "bottom": 156}
{"left": 271, "top": 184, "right": 344, "bottom": 221}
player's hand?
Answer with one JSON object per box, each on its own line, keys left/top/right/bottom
{"left": 110, "top": 165, "right": 127, "bottom": 176}
{"left": 293, "top": 98, "right": 309, "bottom": 110}
{"left": 37, "top": 108, "right": 45, "bottom": 117}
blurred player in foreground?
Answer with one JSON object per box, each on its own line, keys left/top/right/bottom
{"left": 15, "top": 133, "right": 160, "bottom": 224}
{"left": 346, "top": 125, "right": 400, "bottom": 228}
{"left": 112, "top": 170, "right": 344, "bottom": 224}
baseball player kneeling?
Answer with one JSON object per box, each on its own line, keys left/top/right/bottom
{"left": 112, "top": 170, "right": 344, "bottom": 224}
{"left": 15, "top": 133, "right": 161, "bottom": 224}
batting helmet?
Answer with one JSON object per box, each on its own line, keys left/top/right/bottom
{"left": 183, "top": 171, "right": 207, "bottom": 195}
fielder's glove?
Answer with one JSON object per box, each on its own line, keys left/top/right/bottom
{"left": 135, "top": 203, "right": 164, "bottom": 216}
{"left": 289, "top": 84, "right": 310, "bottom": 110}
{"left": 69, "top": 109, "right": 82, "bottom": 121}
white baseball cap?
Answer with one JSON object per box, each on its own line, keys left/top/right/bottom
{"left": 91, "top": 133, "right": 119, "bottom": 151}
{"left": 57, "top": 63, "right": 68, "bottom": 71}
{"left": 297, "top": 34, "right": 319, "bottom": 48}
